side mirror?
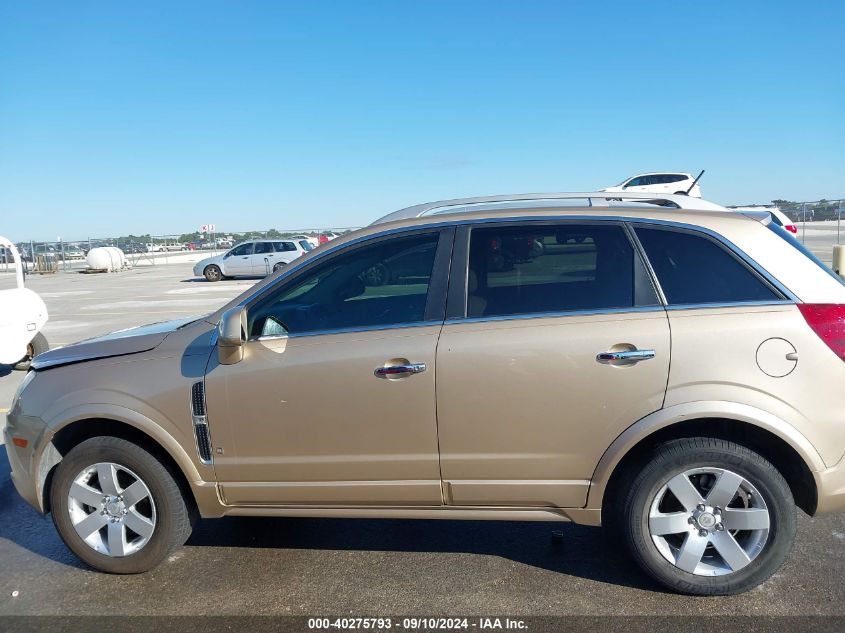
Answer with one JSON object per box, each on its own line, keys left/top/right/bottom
{"left": 218, "top": 306, "right": 247, "bottom": 365}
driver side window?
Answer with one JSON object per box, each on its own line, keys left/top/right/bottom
{"left": 228, "top": 243, "right": 253, "bottom": 257}
{"left": 248, "top": 232, "right": 441, "bottom": 337}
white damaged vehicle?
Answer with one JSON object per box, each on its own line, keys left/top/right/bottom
{"left": 0, "top": 236, "right": 49, "bottom": 369}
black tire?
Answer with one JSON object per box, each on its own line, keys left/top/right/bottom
{"left": 203, "top": 264, "right": 222, "bottom": 282}
{"left": 272, "top": 261, "right": 286, "bottom": 273}
{"left": 622, "top": 437, "right": 796, "bottom": 595}
{"left": 50, "top": 437, "right": 194, "bottom": 574}
{"left": 13, "top": 331, "right": 49, "bottom": 370}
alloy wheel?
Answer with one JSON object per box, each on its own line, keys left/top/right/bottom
{"left": 648, "top": 467, "right": 770, "bottom": 576}
{"left": 67, "top": 462, "right": 157, "bottom": 557}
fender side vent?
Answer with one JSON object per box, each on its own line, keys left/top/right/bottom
{"left": 191, "top": 381, "right": 206, "bottom": 416}
{"left": 194, "top": 424, "right": 212, "bottom": 464}
{"left": 190, "top": 381, "right": 213, "bottom": 464}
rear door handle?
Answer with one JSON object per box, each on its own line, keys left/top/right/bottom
{"left": 596, "top": 349, "right": 656, "bottom": 365}
{"left": 374, "top": 363, "right": 426, "bottom": 379}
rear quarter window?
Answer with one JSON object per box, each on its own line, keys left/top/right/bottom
{"left": 635, "top": 226, "right": 781, "bottom": 305}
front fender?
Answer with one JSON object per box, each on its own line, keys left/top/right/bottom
{"left": 29, "top": 403, "right": 210, "bottom": 514}
{"left": 584, "top": 400, "right": 826, "bottom": 510}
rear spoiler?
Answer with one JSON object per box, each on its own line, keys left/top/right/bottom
{"left": 734, "top": 210, "right": 773, "bottom": 224}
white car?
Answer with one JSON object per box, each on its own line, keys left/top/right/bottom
{"left": 193, "top": 238, "right": 309, "bottom": 281}
{"left": 289, "top": 235, "right": 319, "bottom": 249}
{"left": 603, "top": 172, "right": 702, "bottom": 198}
{"left": 0, "top": 235, "right": 49, "bottom": 369}
{"left": 730, "top": 205, "right": 798, "bottom": 236}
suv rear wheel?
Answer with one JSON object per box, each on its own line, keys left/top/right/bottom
{"left": 622, "top": 437, "right": 796, "bottom": 595}
{"left": 50, "top": 437, "right": 194, "bottom": 574}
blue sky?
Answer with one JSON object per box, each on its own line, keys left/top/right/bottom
{"left": 1, "top": 1, "right": 843, "bottom": 241}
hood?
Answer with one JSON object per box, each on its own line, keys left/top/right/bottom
{"left": 195, "top": 254, "right": 222, "bottom": 267}
{"left": 31, "top": 316, "right": 201, "bottom": 371}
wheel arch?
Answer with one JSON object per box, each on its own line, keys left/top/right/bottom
{"left": 591, "top": 403, "right": 822, "bottom": 517}
{"left": 37, "top": 416, "right": 208, "bottom": 517}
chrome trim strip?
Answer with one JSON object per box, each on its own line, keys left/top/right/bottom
{"left": 247, "top": 320, "right": 441, "bottom": 341}
{"left": 664, "top": 300, "right": 795, "bottom": 311}
{"left": 234, "top": 214, "right": 797, "bottom": 313}
{"left": 444, "top": 306, "right": 666, "bottom": 326}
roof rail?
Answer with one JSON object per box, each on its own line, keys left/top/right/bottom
{"left": 372, "top": 192, "right": 728, "bottom": 225}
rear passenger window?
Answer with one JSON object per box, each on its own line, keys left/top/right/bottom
{"left": 466, "top": 224, "right": 636, "bottom": 318}
{"left": 635, "top": 227, "right": 780, "bottom": 305}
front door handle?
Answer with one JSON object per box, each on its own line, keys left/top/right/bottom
{"left": 596, "top": 349, "right": 656, "bottom": 365}
{"left": 374, "top": 362, "right": 426, "bottom": 379}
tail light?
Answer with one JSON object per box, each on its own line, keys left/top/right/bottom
{"left": 785, "top": 225, "right": 798, "bottom": 234}
{"left": 798, "top": 304, "right": 845, "bottom": 361}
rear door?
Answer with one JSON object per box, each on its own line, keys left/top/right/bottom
{"left": 435, "top": 221, "right": 671, "bottom": 508}
{"left": 251, "top": 242, "right": 276, "bottom": 275}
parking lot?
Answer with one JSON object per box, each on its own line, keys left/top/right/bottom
{"left": 2, "top": 244, "right": 845, "bottom": 618}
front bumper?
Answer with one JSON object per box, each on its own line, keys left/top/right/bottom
{"left": 3, "top": 424, "right": 41, "bottom": 512}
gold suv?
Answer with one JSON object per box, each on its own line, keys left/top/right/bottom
{"left": 7, "top": 192, "right": 845, "bottom": 595}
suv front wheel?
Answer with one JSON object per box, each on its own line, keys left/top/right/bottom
{"left": 50, "top": 437, "right": 194, "bottom": 574}
{"left": 623, "top": 437, "right": 796, "bottom": 595}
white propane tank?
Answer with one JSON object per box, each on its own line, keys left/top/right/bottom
{"left": 86, "top": 246, "right": 125, "bottom": 272}
{"left": 106, "top": 247, "right": 126, "bottom": 269}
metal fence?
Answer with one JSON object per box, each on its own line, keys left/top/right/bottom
{"left": 729, "top": 199, "right": 845, "bottom": 244}
{"left": 4, "top": 198, "right": 845, "bottom": 275}
{"left": 2, "top": 227, "right": 360, "bottom": 274}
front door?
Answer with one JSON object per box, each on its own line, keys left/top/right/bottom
{"left": 436, "top": 221, "right": 671, "bottom": 508}
{"left": 206, "top": 229, "right": 452, "bottom": 506}
{"left": 223, "top": 242, "right": 255, "bottom": 276}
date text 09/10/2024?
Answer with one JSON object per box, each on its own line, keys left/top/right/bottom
{"left": 307, "top": 617, "right": 528, "bottom": 630}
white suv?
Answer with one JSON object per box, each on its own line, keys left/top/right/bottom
{"left": 193, "top": 239, "right": 309, "bottom": 281}
{"left": 603, "top": 172, "right": 702, "bottom": 198}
